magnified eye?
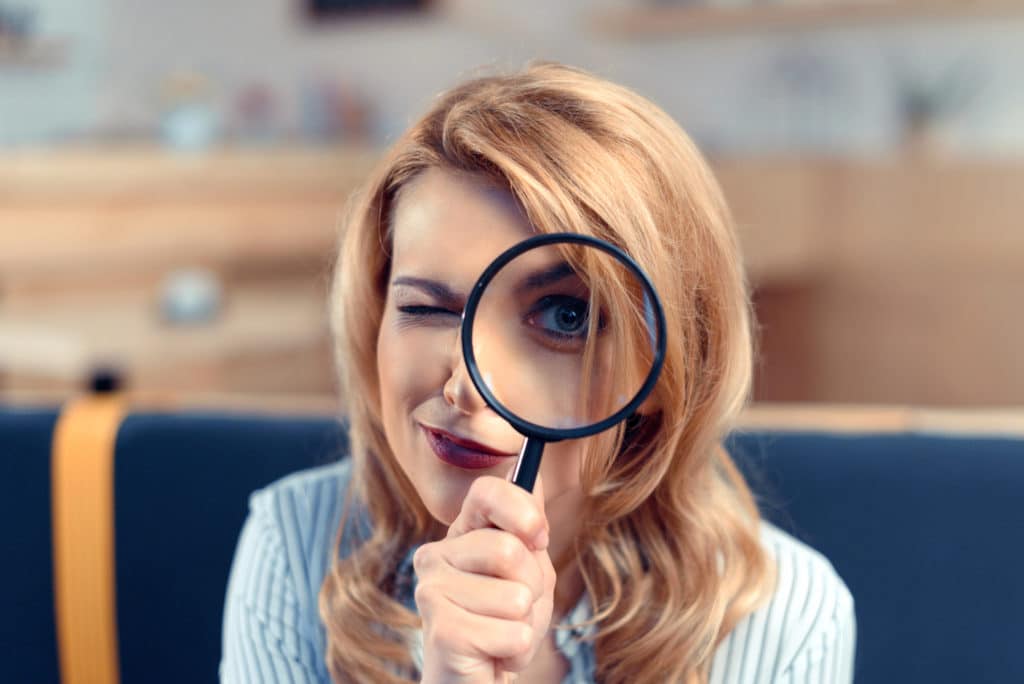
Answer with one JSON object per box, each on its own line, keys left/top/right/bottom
{"left": 526, "top": 295, "right": 590, "bottom": 345}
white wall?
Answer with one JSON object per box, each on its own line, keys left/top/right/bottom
{"left": 0, "top": 0, "right": 109, "bottom": 146}
{"left": 6, "top": 0, "right": 1024, "bottom": 155}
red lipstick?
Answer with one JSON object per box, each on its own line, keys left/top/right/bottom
{"left": 421, "top": 425, "right": 513, "bottom": 470}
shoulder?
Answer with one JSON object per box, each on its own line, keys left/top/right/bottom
{"left": 220, "top": 459, "right": 355, "bottom": 682}
{"left": 243, "top": 458, "right": 356, "bottom": 600}
{"left": 709, "top": 522, "right": 856, "bottom": 684}
{"left": 247, "top": 457, "right": 354, "bottom": 533}
{"left": 251, "top": 456, "right": 354, "bottom": 512}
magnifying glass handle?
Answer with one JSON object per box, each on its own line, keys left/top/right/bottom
{"left": 511, "top": 437, "right": 545, "bottom": 492}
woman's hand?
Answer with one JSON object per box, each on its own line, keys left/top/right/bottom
{"left": 414, "top": 474, "right": 556, "bottom": 684}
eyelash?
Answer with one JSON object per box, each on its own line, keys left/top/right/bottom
{"left": 397, "top": 305, "right": 459, "bottom": 318}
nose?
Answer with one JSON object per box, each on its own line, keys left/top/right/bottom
{"left": 443, "top": 340, "right": 487, "bottom": 415}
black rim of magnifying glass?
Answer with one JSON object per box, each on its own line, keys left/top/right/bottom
{"left": 461, "top": 232, "right": 668, "bottom": 443}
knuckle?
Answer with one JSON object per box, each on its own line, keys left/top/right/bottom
{"left": 511, "top": 585, "right": 533, "bottom": 618}
{"left": 413, "top": 582, "right": 437, "bottom": 613}
{"left": 464, "top": 478, "right": 497, "bottom": 523}
{"left": 468, "top": 475, "right": 498, "bottom": 502}
{"left": 427, "top": 622, "right": 460, "bottom": 653}
{"left": 494, "top": 535, "right": 524, "bottom": 568}
{"left": 412, "top": 543, "right": 438, "bottom": 573}
{"left": 499, "top": 655, "right": 530, "bottom": 674}
{"left": 511, "top": 623, "right": 533, "bottom": 656}
{"left": 542, "top": 556, "right": 557, "bottom": 589}
{"left": 522, "top": 508, "right": 544, "bottom": 536}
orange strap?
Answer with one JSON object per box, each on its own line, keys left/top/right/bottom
{"left": 51, "top": 395, "right": 125, "bottom": 684}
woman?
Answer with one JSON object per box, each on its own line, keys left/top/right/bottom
{"left": 221, "top": 62, "right": 855, "bottom": 683}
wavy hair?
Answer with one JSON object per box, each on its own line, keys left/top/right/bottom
{"left": 319, "top": 62, "right": 774, "bottom": 683}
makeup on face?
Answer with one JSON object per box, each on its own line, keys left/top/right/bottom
{"left": 419, "top": 424, "right": 517, "bottom": 470}
{"left": 375, "top": 167, "right": 541, "bottom": 524}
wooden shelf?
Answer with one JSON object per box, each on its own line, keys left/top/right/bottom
{"left": 0, "top": 145, "right": 379, "bottom": 289}
{"left": 3, "top": 148, "right": 1021, "bottom": 404}
{"left": 591, "top": 1, "right": 1024, "bottom": 37}
{"left": 0, "top": 36, "right": 69, "bottom": 67}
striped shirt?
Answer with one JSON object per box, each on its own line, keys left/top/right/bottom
{"left": 220, "top": 459, "right": 856, "bottom": 683}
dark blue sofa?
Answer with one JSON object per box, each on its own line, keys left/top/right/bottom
{"left": 3, "top": 400, "right": 1022, "bottom": 683}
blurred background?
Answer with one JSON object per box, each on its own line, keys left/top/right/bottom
{"left": 1, "top": 0, "right": 1022, "bottom": 408}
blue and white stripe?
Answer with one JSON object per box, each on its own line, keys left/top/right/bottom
{"left": 220, "top": 460, "right": 855, "bottom": 683}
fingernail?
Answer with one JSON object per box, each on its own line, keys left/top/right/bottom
{"left": 533, "top": 528, "right": 549, "bottom": 550}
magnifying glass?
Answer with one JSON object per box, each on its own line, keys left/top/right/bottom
{"left": 460, "top": 233, "right": 667, "bottom": 493}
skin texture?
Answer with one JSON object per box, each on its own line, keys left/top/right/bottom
{"left": 377, "top": 167, "right": 586, "bottom": 682}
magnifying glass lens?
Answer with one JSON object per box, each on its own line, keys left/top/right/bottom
{"left": 469, "top": 241, "right": 660, "bottom": 431}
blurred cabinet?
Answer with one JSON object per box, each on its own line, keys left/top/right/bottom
{"left": 0, "top": 145, "right": 377, "bottom": 398}
{"left": 1, "top": 147, "right": 1020, "bottom": 405}
{"left": 713, "top": 157, "right": 1024, "bottom": 406}
{"left": 591, "top": 1, "right": 1024, "bottom": 36}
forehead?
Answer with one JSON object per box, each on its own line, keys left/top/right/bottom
{"left": 389, "top": 167, "right": 536, "bottom": 282}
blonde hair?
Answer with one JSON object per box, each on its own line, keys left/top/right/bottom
{"left": 320, "top": 62, "right": 774, "bottom": 683}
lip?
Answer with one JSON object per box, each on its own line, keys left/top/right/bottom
{"left": 420, "top": 424, "right": 516, "bottom": 470}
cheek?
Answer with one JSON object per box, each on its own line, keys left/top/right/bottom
{"left": 375, "top": 312, "right": 450, "bottom": 436}
{"left": 377, "top": 318, "right": 416, "bottom": 433}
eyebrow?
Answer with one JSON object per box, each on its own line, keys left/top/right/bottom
{"left": 515, "top": 262, "right": 578, "bottom": 294}
{"left": 391, "top": 276, "right": 465, "bottom": 309}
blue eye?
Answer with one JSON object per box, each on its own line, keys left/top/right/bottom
{"left": 527, "top": 295, "right": 589, "bottom": 339}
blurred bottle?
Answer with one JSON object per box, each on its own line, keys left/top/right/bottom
{"left": 159, "top": 70, "right": 221, "bottom": 151}
{"left": 232, "top": 81, "right": 281, "bottom": 144}
{"left": 0, "top": 3, "right": 38, "bottom": 46}
{"left": 300, "top": 76, "right": 372, "bottom": 143}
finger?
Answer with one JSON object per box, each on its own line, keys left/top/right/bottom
{"left": 495, "top": 606, "right": 551, "bottom": 674}
{"left": 421, "top": 601, "right": 534, "bottom": 663}
{"left": 534, "top": 543, "right": 557, "bottom": 595}
{"left": 437, "top": 569, "right": 539, "bottom": 621}
{"left": 530, "top": 471, "right": 547, "bottom": 522}
{"left": 497, "top": 557, "right": 556, "bottom": 673}
{"left": 431, "top": 528, "right": 545, "bottom": 599}
{"left": 447, "top": 476, "right": 549, "bottom": 551}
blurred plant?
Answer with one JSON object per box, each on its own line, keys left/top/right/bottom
{"left": 750, "top": 42, "right": 851, "bottom": 152}
{"left": 0, "top": 3, "right": 37, "bottom": 42}
{"left": 891, "top": 56, "right": 986, "bottom": 145}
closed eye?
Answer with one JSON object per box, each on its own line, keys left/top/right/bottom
{"left": 397, "top": 305, "right": 460, "bottom": 318}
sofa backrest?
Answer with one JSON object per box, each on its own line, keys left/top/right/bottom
{"left": 3, "top": 400, "right": 1022, "bottom": 684}
{"left": 728, "top": 428, "right": 1024, "bottom": 684}
{"left": 3, "top": 402, "right": 346, "bottom": 684}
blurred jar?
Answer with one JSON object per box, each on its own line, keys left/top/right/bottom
{"left": 159, "top": 71, "right": 221, "bottom": 151}
{"left": 159, "top": 268, "right": 223, "bottom": 325}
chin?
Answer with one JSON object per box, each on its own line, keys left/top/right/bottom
{"left": 416, "top": 452, "right": 521, "bottom": 526}
{"left": 415, "top": 477, "right": 471, "bottom": 526}
{"left": 406, "top": 425, "right": 509, "bottom": 527}
{"left": 388, "top": 417, "right": 519, "bottom": 527}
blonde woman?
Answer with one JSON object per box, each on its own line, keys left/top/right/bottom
{"left": 221, "top": 63, "right": 855, "bottom": 683}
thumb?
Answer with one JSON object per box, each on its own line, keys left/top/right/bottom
{"left": 531, "top": 471, "right": 546, "bottom": 520}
